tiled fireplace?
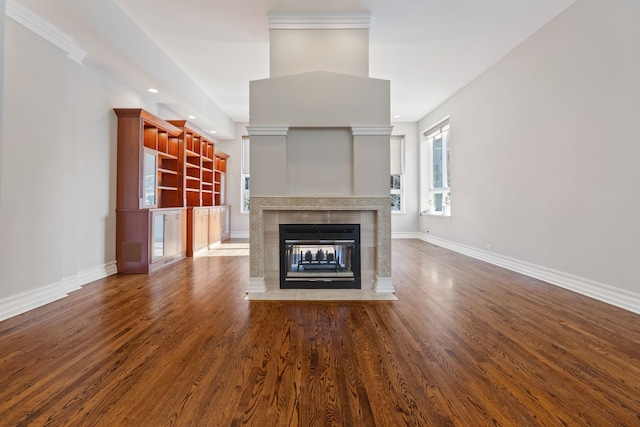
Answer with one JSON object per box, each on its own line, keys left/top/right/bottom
{"left": 248, "top": 196, "right": 392, "bottom": 292}
{"left": 246, "top": 13, "right": 394, "bottom": 296}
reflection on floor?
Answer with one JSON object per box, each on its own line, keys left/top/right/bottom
{"left": 245, "top": 290, "right": 398, "bottom": 301}
{"left": 205, "top": 242, "right": 250, "bottom": 257}
{"left": 207, "top": 240, "right": 397, "bottom": 300}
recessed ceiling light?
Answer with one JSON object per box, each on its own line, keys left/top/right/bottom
{"left": 188, "top": 115, "right": 196, "bottom": 119}
{"left": 210, "top": 130, "right": 217, "bottom": 134}
{"left": 394, "top": 115, "right": 401, "bottom": 119}
{"left": 147, "top": 88, "right": 159, "bottom": 93}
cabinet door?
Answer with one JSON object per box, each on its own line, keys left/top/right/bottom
{"left": 220, "top": 206, "right": 230, "bottom": 241}
{"left": 209, "top": 208, "right": 221, "bottom": 246}
{"left": 152, "top": 212, "right": 165, "bottom": 260}
{"left": 164, "top": 210, "right": 182, "bottom": 257}
{"left": 195, "top": 209, "right": 209, "bottom": 251}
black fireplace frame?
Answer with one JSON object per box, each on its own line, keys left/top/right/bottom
{"left": 279, "top": 223, "right": 361, "bottom": 289}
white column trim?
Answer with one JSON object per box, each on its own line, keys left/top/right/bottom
{"left": 247, "top": 277, "right": 267, "bottom": 293}
{"left": 0, "top": 261, "right": 117, "bottom": 321}
{"left": 374, "top": 277, "right": 395, "bottom": 293}
{"left": 268, "top": 12, "right": 371, "bottom": 30}
{"left": 352, "top": 126, "right": 394, "bottom": 136}
{"left": 246, "top": 126, "right": 290, "bottom": 136}
{"left": 5, "top": 0, "right": 86, "bottom": 64}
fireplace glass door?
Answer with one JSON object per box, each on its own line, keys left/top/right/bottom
{"left": 280, "top": 224, "right": 360, "bottom": 289}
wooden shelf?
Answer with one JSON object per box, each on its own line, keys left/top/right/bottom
{"left": 158, "top": 167, "right": 177, "bottom": 175}
{"left": 114, "top": 108, "right": 187, "bottom": 273}
{"left": 115, "top": 110, "right": 231, "bottom": 270}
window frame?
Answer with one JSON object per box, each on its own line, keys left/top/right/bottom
{"left": 240, "top": 136, "right": 250, "bottom": 214}
{"left": 390, "top": 135, "right": 405, "bottom": 214}
{"left": 423, "top": 120, "right": 451, "bottom": 217}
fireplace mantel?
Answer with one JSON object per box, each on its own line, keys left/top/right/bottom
{"left": 248, "top": 196, "right": 393, "bottom": 293}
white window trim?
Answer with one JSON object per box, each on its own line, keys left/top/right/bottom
{"left": 423, "top": 120, "right": 451, "bottom": 217}
{"left": 391, "top": 174, "right": 404, "bottom": 214}
{"left": 240, "top": 136, "right": 250, "bottom": 214}
{"left": 390, "top": 135, "right": 405, "bottom": 214}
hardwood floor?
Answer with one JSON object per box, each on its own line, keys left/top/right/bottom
{"left": 1, "top": 239, "right": 639, "bottom": 426}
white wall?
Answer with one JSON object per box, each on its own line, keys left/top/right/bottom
{"left": 250, "top": 71, "right": 389, "bottom": 126}
{"left": 216, "top": 122, "right": 249, "bottom": 238}
{"left": 270, "top": 28, "right": 369, "bottom": 78}
{"left": 418, "top": 0, "right": 640, "bottom": 304}
{"left": 0, "top": 0, "right": 5, "bottom": 215}
{"left": 0, "top": 17, "right": 156, "bottom": 319}
{"left": 286, "top": 128, "right": 353, "bottom": 197}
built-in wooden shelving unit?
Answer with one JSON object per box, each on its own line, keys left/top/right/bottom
{"left": 113, "top": 109, "right": 231, "bottom": 271}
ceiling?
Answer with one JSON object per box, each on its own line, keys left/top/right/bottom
{"left": 18, "top": 0, "right": 575, "bottom": 137}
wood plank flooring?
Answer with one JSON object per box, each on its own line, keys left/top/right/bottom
{"left": 1, "top": 239, "right": 639, "bottom": 426}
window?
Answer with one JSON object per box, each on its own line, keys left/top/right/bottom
{"left": 241, "top": 136, "right": 250, "bottom": 213}
{"left": 424, "top": 120, "right": 450, "bottom": 215}
{"left": 390, "top": 135, "right": 404, "bottom": 212}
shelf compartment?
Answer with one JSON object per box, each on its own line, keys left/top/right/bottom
{"left": 159, "top": 173, "right": 179, "bottom": 188}
{"left": 159, "top": 189, "right": 182, "bottom": 208}
{"left": 193, "top": 136, "right": 202, "bottom": 155}
{"left": 143, "top": 124, "right": 157, "bottom": 150}
{"left": 158, "top": 131, "right": 169, "bottom": 153}
{"left": 184, "top": 180, "right": 200, "bottom": 191}
{"left": 186, "top": 191, "right": 200, "bottom": 207}
{"left": 202, "top": 193, "right": 213, "bottom": 206}
{"left": 204, "top": 142, "right": 214, "bottom": 160}
{"left": 159, "top": 158, "right": 178, "bottom": 170}
{"left": 184, "top": 133, "right": 194, "bottom": 153}
{"left": 185, "top": 168, "right": 200, "bottom": 180}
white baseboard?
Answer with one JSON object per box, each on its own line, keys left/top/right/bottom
{"left": 392, "top": 232, "right": 422, "bottom": 239}
{"left": 374, "top": 276, "right": 395, "bottom": 293}
{"left": 231, "top": 231, "right": 250, "bottom": 239}
{"left": 418, "top": 233, "right": 640, "bottom": 315}
{"left": 0, "top": 282, "right": 68, "bottom": 322}
{"left": 0, "top": 261, "right": 118, "bottom": 322}
{"left": 247, "top": 277, "right": 267, "bottom": 293}
{"left": 78, "top": 261, "right": 117, "bottom": 285}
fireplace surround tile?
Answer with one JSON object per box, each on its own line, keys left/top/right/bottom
{"left": 249, "top": 196, "right": 393, "bottom": 293}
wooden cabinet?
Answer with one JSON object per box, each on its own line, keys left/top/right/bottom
{"left": 208, "top": 208, "right": 221, "bottom": 247}
{"left": 114, "top": 109, "right": 186, "bottom": 273}
{"left": 167, "top": 120, "right": 217, "bottom": 208}
{"left": 169, "top": 121, "right": 231, "bottom": 256}
{"left": 114, "top": 109, "right": 183, "bottom": 210}
{"left": 187, "top": 207, "right": 210, "bottom": 256}
{"left": 151, "top": 209, "right": 187, "bottom": 270}
{"left": 115, "top": 109, "right": 231, "bottom": 270}
{"left": 207, "top": 206, "right": 231, "bottom": 247}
